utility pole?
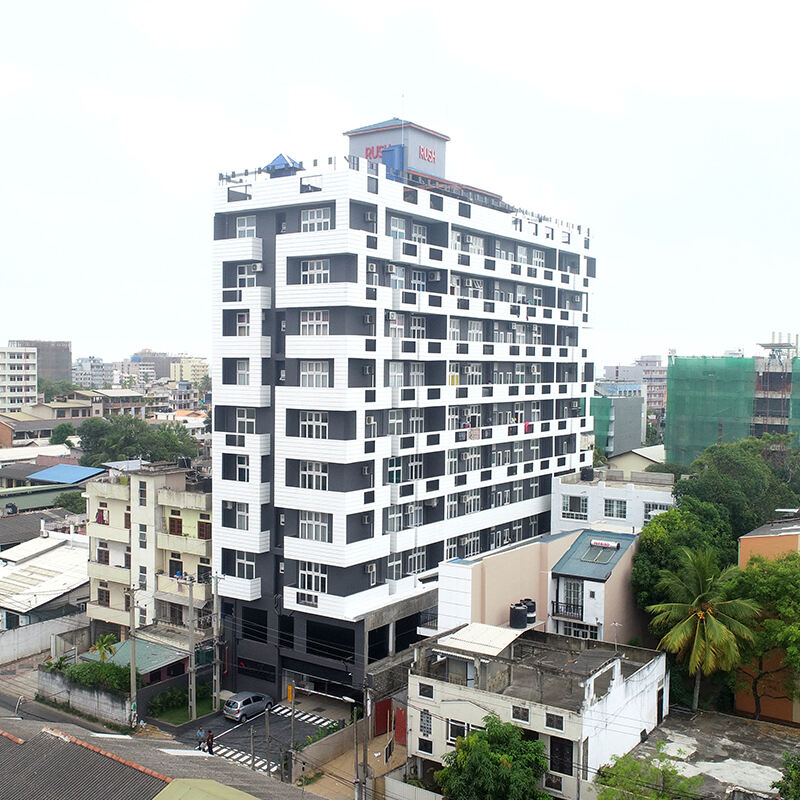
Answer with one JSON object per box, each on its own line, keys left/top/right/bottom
{"left": 177, "top": 576, "right": 197, "bottom": 721}
{"left": 250, "top": 725, "right": 255, "bottom": 770}
{"left": 125, "top": 586, "right": 138, "bottom": 728}
{"left": 289, "top": 682, "right": 296, "bottom": 784}
{"left": 211, "top": 574, "right": 222, "bottom": 712}
{"left": 353, "top": 702, "right": 359, "bottom": 800}
{"left": 610, "top": 620, "right": 622, "bottom": 651}
{"left": 265, "top": 700, "right": 271, "bottom": 776}
{"left": 361, "top": 679, "right": 370, "bottom": 800}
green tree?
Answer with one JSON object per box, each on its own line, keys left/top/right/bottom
{"left": 50, "top": 422, "right": 76, "bottom": 445}
{"left": 631, "top": 499, "right": 736, "bottom": 609}
{"left": 647, "top": 548, "right": 759, "bottom": 711}
{"left": 197, "top": 373, "right": 211, "bottom": 395}
{"left": 90, "top": 634, "right": 118, "bottom": 663}
{"left": 731, "top": 553, "right": 800, "bottom": 720}
{"left": 645, "top": 422, "right": 660, "bottom": 446}
{"left": 434, "top": 714, "right": 549, "bottom": 800}
{"left": 53, "top": 491, "right": 86, "bottom": 515}
{"left": 597, "top": 742, "right": 703, "bottom": 800}
{"left": 593, "top": 446, "right": 607, "bottom": 467}
{"left": 38, "top": 378, "right": 82, "bottom": 402}
{"left": 773, "top": 752, "right": 800, "bottom": 800}
{"left": 675, "top": 440, "right": 798, "bottom": 539}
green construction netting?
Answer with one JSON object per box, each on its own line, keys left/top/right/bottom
{"left": 665, "top": 357, "right": 756, "bottom": 465}
{"left": 591, "top": 396, "right": 611, "bottom": 455}
{"left": 789, "top": 357, "right": 800, "bottom": 446}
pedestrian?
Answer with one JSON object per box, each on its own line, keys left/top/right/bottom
{"left": 195, "top": 726, "right": 205, "bottom": 751}
{"left": 206, "top": 729, "right": 214, "bottom": 756}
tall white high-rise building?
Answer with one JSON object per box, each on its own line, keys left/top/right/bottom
{"left": 211, "top": 119, "right": 597, "bottom": 698}
{"left": 0, "top": 346, "right": 37, "bottom": 412}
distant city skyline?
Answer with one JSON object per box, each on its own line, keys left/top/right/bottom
{"left": 2, "top": 2, "right": 798, "bottom": 368}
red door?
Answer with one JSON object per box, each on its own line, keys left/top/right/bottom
{"left": 375, "top": 698, "right": 392, "bottom": 736}
{"left": 394, "top": 706, "right": 407, "bottom": 745}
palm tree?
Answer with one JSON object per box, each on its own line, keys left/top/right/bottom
{"left": 90, "top": 633, "right": 118, "bottom": 662}
{"left": 647, "top": 548, "right": 759, "bottom": 712}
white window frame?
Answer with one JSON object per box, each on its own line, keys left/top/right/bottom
{"left": 407, "top": 408, "right": 424, "bottom": 434}
{"left": 236, "top": 359, "right": 249, "bottom": 385}
{"left": 389, "top": 313, "right": 405, "bottom": 339}
{"left": 299, "top": 511, "right": 330, "bottom": 542}
{"left": 386, "top": 505, "right": 402, "bottom": 533}
{"left": 236, "top": 216, "right": 256, "bottom": 238}
{"left": 388, "top": 361, "right": 404, "bottom": 388}
{"left": 300, "top": 360, "right": 329, "bottom": 388}
{"left": 236, "top": 407, "right": 255, "bottom": 434}
{"left": 236, "top": 311, "right": 250, "bottom": 337}
{"left": 300, "top": 259, "right": 330, "bottom": 284}
{"left": 410, "top": 270, "right": 426, "bottom": 292}
{"left": 463, "top": 531, "right": 480, "bottom": 558}
{"left": 445, "top": 537, "right": 459, "bottom": 560}
{"left": 235, "top": 550, "right": 255, "bottom": 578}
{"left": 605, "top": 499, "right": 627, "bottom": 519}
{"left": 411, "top": 224, "right": 427, "bottom": 244}
{"left": 467, "top": 320, "right": 482, "bottom": 342}
{"left": 300, "top": 461, "right": 328, "bottom": 490}
{"left": 387, "top": 457, "right": 402, "bottom": 484}
{"left": 301, "top": 207, "right": 331, "bottom": 232}
{"left": 410, "top": 315, "right": 426, "bottom": 339}
{"left": 236, "top": 454, "right": 249, "bottom": 482}
{"left": 447, "top": 719, "right": 467, "bottom": 744}
{"left": 387, "top": 552, "right": 402, "bottom": 580}
{"left": 300, "top": 309, "right": 329, "bottom": 336}
{"left": 408, "top": 362, "right": 425, "bottom": 387}
{"left": 407, "top": 546, "right": 426, "bottom": 574}
{"left": 449, "top": 319, "right": 461, "bottom": 341}
{"left": 388, "top": 409, "right": 403, "bottom": 436}
{"left": 562, "top": 495, "right": 588, "bottom": 520}
{"left": 300, "top": 410, "right": 328, "bottom": 439}
{"left": 390, "top": 265, "right": 406, "bottom": 289}
{"left": 299, "top": 561, "right": 327, "bottom": 594}
{"left": 407, "top": 455, "right": 423, "bottom": 481}
{"left": 390, "top": 216, "right": 406, "bottom": 239}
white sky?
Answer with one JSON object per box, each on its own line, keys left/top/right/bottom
{"left": 2, "top": 0, "right": 799, "bottom": 367}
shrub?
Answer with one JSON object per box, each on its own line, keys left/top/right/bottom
{"left": 148, "top": 681, "right": 212, "bottom": 717}
{"left": 63, "top": 661, "right": 143, "bottom": 693}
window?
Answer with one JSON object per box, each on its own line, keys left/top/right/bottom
{"left": 550, "top": 736, "right": 573, "bottom": 776}
{"left": 236, "top": 359, "right": 249, "bottom": 385}
{"left": 407, "top": 408, "right": 423, "bottom": 434}
{"left": 447, "top": 719, "right": 467, "bottom": 744}
{"left": 467, "top": 320, "right": 482, "bottom": 342}
{"left": 388, "top": 409, "right": 403, "bottom": 435}
{"left": 138, "top": 481, "right": 147, "bottom": 507}
{"left": 546, "top": 713, "right": 565, "bottom": 731}
{"left": 410, "top": 270, "right": 426, "bottom": 292}
{"left": 447, "top": 493, "right": 458, "bottom": 519}
{"left": 462, "top": 489, "right": 481, "bottom": 514}
{"left": 299, "top": 561, "right": 327, "bottom": 601}
{"left": 387, "top": 458, "right": 402, "bottom": 484}
{"left": 389, "top": 312, "right": 405, "bottom": 339}
{"left": 168, "top": 516, "right": 183, "bottom": 535}
{"left": 236, "top": 454, "right": 249, "bottom": 481}
{"left": 300, "top": 361, "right": 329, "bottom": 387}
{"left": 419, "top": 682, "right": 434, "bottom": 698}
{"left": 234, "top": 502, "right": 249, "bottom": 530}
{"left": 387, "top": 552, "right": 402, "bottom": 580}
{"left": 410, "top": 316, "right": 426, "bottom": 339}
{"left": 138, "top": 524, "right": 147, "bottom": 549}
{"left": 236, "top": 407, "right": 255, "bottom": 434}
{"left": 409, "top": 362, "right": 425, "bottom": 387}
{"left": 418, "top": 738, "right": 433, "bottom": 754}
{"left": 96, "top": 541, "right": 109, "bottom": 564}
{"left": 198, "top": 521, "right": 212, "bottom": 540}
{"left": 298, "top": 510, "right": 330, "bottom": 542}
{"left": 644, "top": 502, "right": 671, "bottom": 518}
{"left": 300, "top": 411, "right": 328, "bottom": 439}
{"left": 562, "top": 621, "right": 599, "bottom": 640}
{"left": 390, "top": 264, "right": 406, "bottom": 289}
{"left": 463, "top": 531, "right": 480, "bottom": 558}
{"left": 564, "top": 578, "right": 583, "bottom": 610}
{"left": 390, "top": 216, "right": 406, "bottom": 239}
{"left": 445, "top": 537, "right": 458, "bottom": 560}
{"left": 388, "top": 361, "right": 404, "bottom": 388}
{"left": 139, "top": 566, "right": 147, "bottom": 590}
{"left": 301, "top": 207, "right": 331, "bottom": 232}
{"left": 466, "top": 234, "right": 484, "bottom": 255}
{"left": 562, "top": 495, "right": 588, "bottom": 520}
{"left": 512, "top": 705, "right": 530, "bottom": 722}
{"left": 237, "top": 263, "right": 255, "bottom": 288}
{"left": 411, "top": 224, "right": 427, "bottom": 243}
{"left": 236, "top": 215, "right": 256, "bottom": 238}
{"left": 404, "top": 503, "right": 422, "bottom": 528}
{"left": 450, "top": 230, "right": 462, "bottom": 250}
{"left": 364, "top": 414, "right": 377, "bottom": 439}
{"left": 300, "top": 310, "right": 329, "bottom": 336}
{"left": 300, "top": 259, "right": 330, "bottom": 284}
{"left": 236, "top": 550, "right": 255, "bottom": 579}
{"left": 236, "top": 311, "right": 250, "bottom": 336}
{"left": 532, "top": 287, "right": 543, "bottom": 306}
{"left": 300, "top": 461, "right": 328, "bottom": 490}
{"left": 407, "top": 547, "right": 426, "bottom": 574}
{"left": 420, "top": 709, "right": 432, "bottom": 735}
{"left": 604, "top": 499, "right": 627, "bottom": 519}
{"left": 97, "top": 588, "right": 110, "bottom": 607}
{"left": 407, "top": 455, "right": 423, "bottom": 481}
{"left": 449, "top": 319, "right": 461, "bottom": 341}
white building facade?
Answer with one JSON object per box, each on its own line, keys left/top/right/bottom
{"left": 211, "top": 119, "right": 597, "bottom": 698}
{"left": 0, "top": 346, "right": 37, "bottom": 413}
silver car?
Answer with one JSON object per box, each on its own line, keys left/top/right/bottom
{"left": 223, "top": 691, "right": 274, "bottom": 722}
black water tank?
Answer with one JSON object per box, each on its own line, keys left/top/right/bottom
{"left": 521, "top": 598, "right": 536, "bottom": 624}
{"left": 580, "top": 466, "right": 594, "bottom": 481}
{"left": 509, "top": 603, "right": 528, "bottom": 629}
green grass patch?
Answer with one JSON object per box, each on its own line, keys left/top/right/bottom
{"left": 153, "top": 696, "right": 214, "bottom": 725}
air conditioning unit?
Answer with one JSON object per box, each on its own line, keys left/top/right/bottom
{"left": 280, "top": 222, "right": 287, "bottom": 233}
{"left": 364, "top": 211, "right": 377, "bottom": 222}
{"left": 361, "top": 465, "right": 372, "bottom": 475}
{"left": 364, "top": 562, "right": 375, "bottom": 574}
{"left": 365, "top": 415, "right": 375, "bottom": 425}
{"left": 279, "top": 513, "right": 285, "bottom": 525}
{"left": 424, "top": 498, "right": 438, "bottom": 507}
{"left": 362, "top": 365, "right": 374, "bottom": 375}
{"left": 464, "top": 278, "right": 473, "bottom": 287}
{"left": 247, "top": 263, "right": 263, "bottom": 273}
{"left": 280, "top": 320, "right": 287, "bottom": 332}
{"left": 362, "top": 514, "right": 372, "bottom": 525}
{"left": 530, "top": 364, "right": 538, "bottom": 373}
{"left": 279, "top": 369, "right": 286, "bottom": 381}
{"left": 386, "top": 311, "right": 397, "bottom": 320}
{"left": 460, "top": 452, "right": 469, "bottom": 461}
{"left": 363, "top": 314, "right": 373, "bottom": 324}
{"left": 367, "top": 263, "right": 377, "bottom": 273}
{"left": 387, "top": 264, "right": 397, "bottom": 274}
{"left": 429, "top": 271, "right": 441, "bottom": 281}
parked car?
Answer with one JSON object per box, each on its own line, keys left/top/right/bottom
{"left": 223, "top": 691, "right": 274, "bottom": 723}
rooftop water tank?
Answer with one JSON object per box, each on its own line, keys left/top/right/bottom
{"left": 521, "top": 598, "right": 536, "bottom": 625}
{"left": 509, "top": 603, "right": 528, "bottom": 629}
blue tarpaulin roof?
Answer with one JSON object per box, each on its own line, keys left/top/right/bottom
{"left": 30, "top": 464, "right": 105, "bottom": 484}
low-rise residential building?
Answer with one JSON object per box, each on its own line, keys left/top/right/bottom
{"left": 0, "top": 346, "right": 37, "bottom": 413}
{"left": 606, "top": 443, "right": 665, "bottom": 474}
{"left": 408, "top": 623, "right": 668, "bottom": 800}
{"left": 0, "top": 411, "right": 62, "bottom": 448}
{"left": 552, "top": 467, "right": 675, "bottom": 534}
{"left": 85, "top": 462, "right": 212, "bottom": 641}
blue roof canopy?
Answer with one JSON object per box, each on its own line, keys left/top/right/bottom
{"left": 31, "top": 464, "right": 105, "bottom": 485}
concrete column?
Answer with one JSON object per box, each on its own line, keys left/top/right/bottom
{"left": 388, "top": 620, "right": 396, "bottom": 656}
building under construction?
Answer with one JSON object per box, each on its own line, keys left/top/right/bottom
{"left": 665, "top": 335, "right": 800, "bottom": 465}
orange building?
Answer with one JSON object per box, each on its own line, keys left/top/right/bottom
{"left": 736, "top": 518, "right": 800, "bottom": 725}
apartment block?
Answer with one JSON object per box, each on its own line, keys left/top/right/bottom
{"left": 408, "top": 624, "right": 667, "bottom": 799}
{"left": 8, "top": 340, "right": 71, "bottom": 383}
{"left": 212, "top": 119, "right": 597, "bottom": 699}
{"left": 0, "top": 347, "right": 38, "bottom": 413}
{"left": 170, "top": 357, "right": 209, "bottom": 384}
{"left": 85, "top": 463, "right": 213, "bottom": 642}
{"left": 73, "top": 356, "right": 115, "bottom": 389}
{"left": 635, "top": 354, "right": 667, "bottom": 417}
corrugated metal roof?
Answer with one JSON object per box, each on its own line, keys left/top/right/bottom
{"left": 550, "top": 529, "right": 636, "bottom": 581}
{"left": 343, "top": 118, "right": 450, "bottom": 141}
{"left": 29, "top": 464, "right": 105, "bottom": 484}
{"left": 83, "top": 639, "right": 186, "bottom": 674}
{"left": 437, "top": 623, "right": 523, "bottom": 657}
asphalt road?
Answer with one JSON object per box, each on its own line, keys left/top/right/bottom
{"left": 177, "top": 706, "right": 324, "bottom": 760}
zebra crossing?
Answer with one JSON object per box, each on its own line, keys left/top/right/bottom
{"left": 213, "top": 743, "right": 278, "bottom": 774}
{"left": 270, "top": 703, "right": 337, "bottom": 728}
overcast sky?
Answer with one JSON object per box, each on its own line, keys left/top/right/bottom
{"left": 2, "top": 1, "right": 798, "bottom": 367}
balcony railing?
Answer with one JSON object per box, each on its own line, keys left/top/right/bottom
{"left": 551, "top": 602, "right": 583, "bottom": 620}
{"left": 419, "top": 607, "right": 438, "bottom": 630}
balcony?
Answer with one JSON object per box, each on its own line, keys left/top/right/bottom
{"left": 87, "top": 521, "right": 130, "bottom": 544}
{"left": 157, "top": 532, "right": 212, "bottom": 558}
{"left": 87, "top": 561, "right": 131, "bottom": 585}
{"left": 551, "top": 601, "right": 583, "bottom": 620}
{"left": 157, "top": 488, "right": 211, "bottom": 512}
{"left": 86, "top": 601, "right": 129, "bottom": 627}
{"left": 88, "top": 479, "right": 130, "bottom": 501}
{"left": 417, "top": 606, "right": 438, "bottom": 636}
{"left": 156, "top": 574, "right": 212, "bottom": 603}
{"left": 219, "top": 574, "right": 261, "bottom": 601}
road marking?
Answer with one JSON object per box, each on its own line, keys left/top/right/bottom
{"left": 159, "top": 748, "right": 211, "bottom": 757}
{"left": 270, "top": 704, "right": 337, "bottom": 727}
